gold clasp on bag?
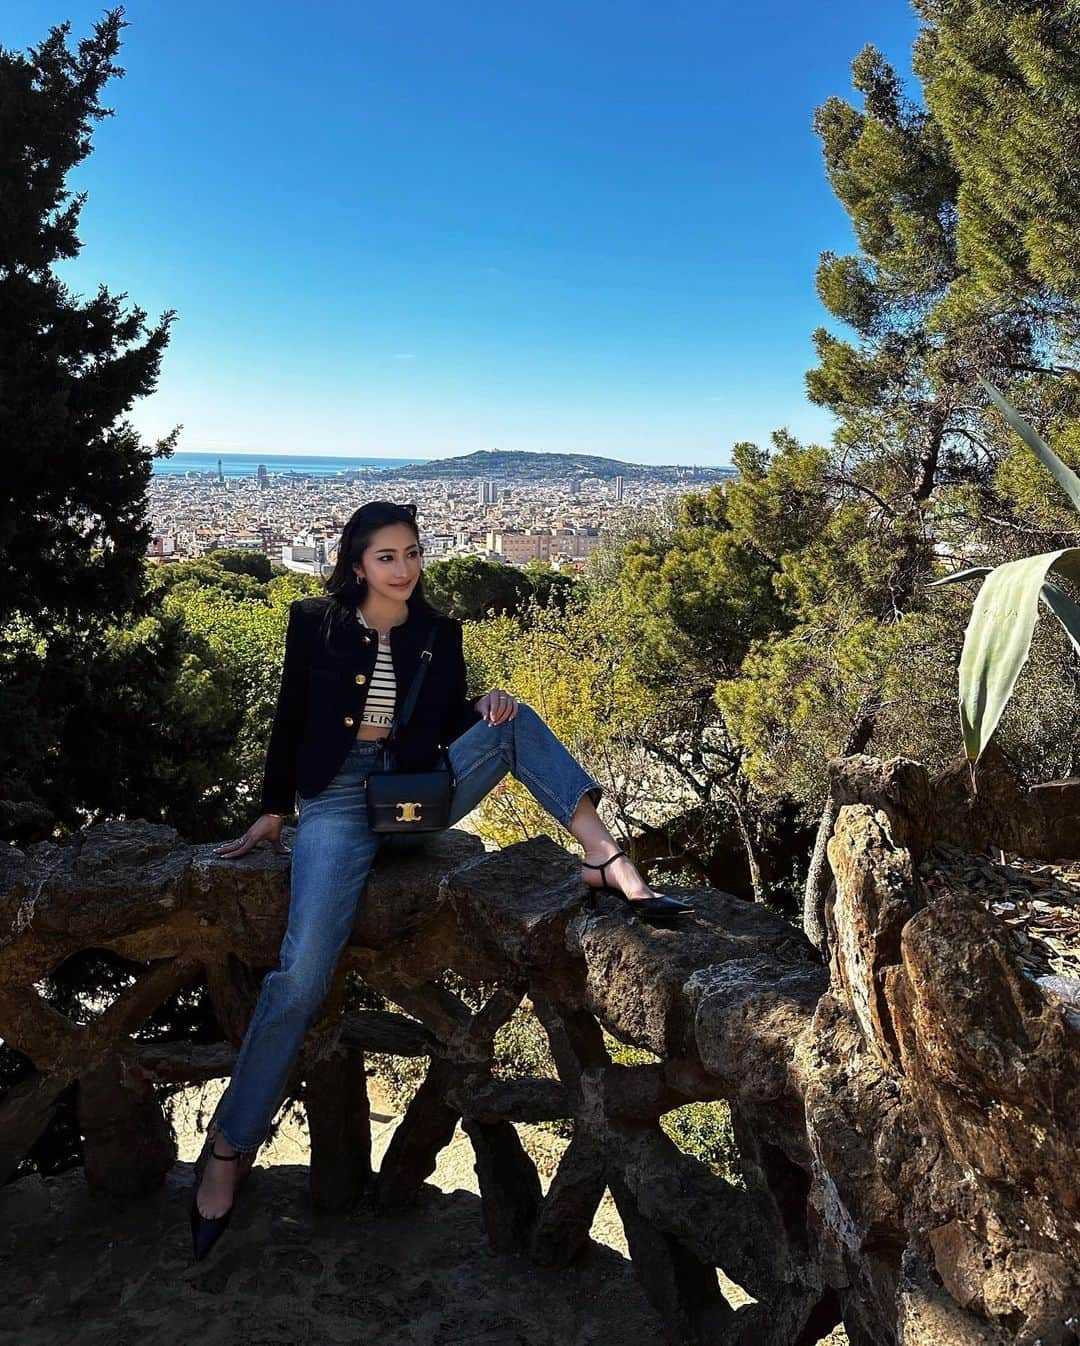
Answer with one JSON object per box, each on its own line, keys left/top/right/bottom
{"left": 395, "top": 801, "right": 423, "bottom": 823}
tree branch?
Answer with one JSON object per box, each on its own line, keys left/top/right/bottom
{"left": 825, "top": 474, "right": 897, "bottom": 517}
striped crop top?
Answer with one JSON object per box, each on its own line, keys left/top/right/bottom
{"left": 356, "top": 609, "right": 397, "bottom": 729}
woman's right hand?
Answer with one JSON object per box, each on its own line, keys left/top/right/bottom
{"left": 213, "top": 813, "right": 291, "bottom": 859}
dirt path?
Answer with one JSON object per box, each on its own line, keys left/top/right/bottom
{"left": 0, "top": 1080, "right": 846, "bottom": 1344}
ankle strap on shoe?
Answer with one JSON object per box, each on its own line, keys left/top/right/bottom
{"left": 581, "top": 848, "right": 627, "bottom": 870}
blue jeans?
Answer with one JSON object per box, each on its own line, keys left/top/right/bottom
{"left": 213, "top": 701, "right": 603, "bottom": 1152}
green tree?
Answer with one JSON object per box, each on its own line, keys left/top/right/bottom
{"left": 596, "top": 10, "right": 1080, "bottom": 922}
{"left": 422, "top": 555, "right": 532, "bottom": 620}
{"left": 519, "top": 559, "right": 583, "bottom": 613}
{"left": 458, "top": 595, "right": 664, "bottom": 857}
{"left": 599, "top": 468, "right": 814, "bottom": 905}
{"left": 161, "top": 567, "right": 322, "bottom": 829}
{"left": 0, "top": 10, "right": 180, "bottom": 838}
{"left": 18, "top": 614, "right": 245, "bottom": 839}
{"left": 787, "top": 28, "right": 1080, "bottom": 942}
{"left": 0, "top": 555, "right": 322, "bottom": 845}
{"left": 0, "top": 9, "right": 177, "bottom": 633}
{"left": 205, "top": 549, "right": 277, "bottom": 582}
{"left": 585, "top": 499, "right": 684, "bottom": 590}
{"left": 913, "top": 0, "right": 1080, "bottom": 347}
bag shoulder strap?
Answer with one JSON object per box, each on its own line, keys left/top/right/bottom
{"left": 385, "top": 620, "right": 440, "bottom": 740}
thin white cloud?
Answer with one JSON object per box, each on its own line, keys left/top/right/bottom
{"left": 394, "top": 353, "right": 416, "bottom": 360}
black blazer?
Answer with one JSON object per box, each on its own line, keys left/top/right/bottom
{"left": 258, "top": 593, "right": 483, "bottom": 814}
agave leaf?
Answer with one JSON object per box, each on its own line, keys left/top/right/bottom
{"left": 958, "top": 548, "right": 1080, "bottom": 761}
{"left": 1040, "top": 579, "right": 1080, "bottom": 658}
{"left": 979, "top": 375, "right": 1080, "bottom": 514}
{"left": 927, "top": 566, "right": 993, "bottom": 588}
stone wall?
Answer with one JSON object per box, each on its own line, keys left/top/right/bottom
{"left": 1, "top": 755, "right": 1077, "bottom": 1345}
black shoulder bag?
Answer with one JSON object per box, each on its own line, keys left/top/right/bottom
{"left": 365, "top": 621, "right": 456, "bottom": 833}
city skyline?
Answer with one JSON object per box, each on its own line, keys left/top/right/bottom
{"left": 145, "top": 445, "right": 687, "bottom": 573}
{"left": 6, "top": 1, "right": 922, "bottom": 465}
{"left": 152, "top": 447, "right": 735, "bottom": 470}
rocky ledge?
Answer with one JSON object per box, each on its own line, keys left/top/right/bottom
{"left": 1, "top": 754, "right": 1077, "bottom": 1345}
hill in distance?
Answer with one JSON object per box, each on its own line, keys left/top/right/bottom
{"left": 358, "top": 449, "right": 733, "bottom": 483}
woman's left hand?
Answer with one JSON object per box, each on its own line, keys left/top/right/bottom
{"left": 476, "top": 689, "right": 519, "bottom": 725}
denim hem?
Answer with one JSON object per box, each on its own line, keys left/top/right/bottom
{"left": 516, "top": 758, "right": 603, "bottom": 831}
{"left": 563, "top": 780, "right": 603, "bottom": 829}
{"left": 213, "top": 1116, "right": 265, "bottom": 1155}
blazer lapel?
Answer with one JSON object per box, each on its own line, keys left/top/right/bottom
{"left": 321, "top": 598, "right": 372, "bottom": 662}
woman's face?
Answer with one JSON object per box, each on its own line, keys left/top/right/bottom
{"left": 353, "top": 522, "right": 422, "bottom": 600}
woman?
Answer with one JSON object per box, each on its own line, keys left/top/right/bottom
{"left": 191, "top": 499, "right": 691, "bottom": 1259}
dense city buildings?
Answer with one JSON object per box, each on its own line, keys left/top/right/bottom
{"left": 147, "top": 453, "right": 733, "bottom": 577}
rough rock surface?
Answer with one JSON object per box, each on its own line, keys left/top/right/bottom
{"left": 930, "top": 742, "right": 1080, "bottom": 860}
{"left": 2, "top": 752, "right": 1078, "bottom": 1345}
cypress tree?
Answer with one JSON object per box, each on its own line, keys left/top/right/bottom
{"left": 0, "top": 8, "right": 176, "bottom": 635}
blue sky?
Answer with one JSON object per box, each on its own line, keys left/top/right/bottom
{"left": 6, "top": 1, "right": 922, "bottom": 465}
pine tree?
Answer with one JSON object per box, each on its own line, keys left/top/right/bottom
{"left": 794, "top": 28, "right": 1080, "bottom": 942}
{"left": 808, "top": 42, "right": 1058, "bottom": 507}
{"left": 913, "top": 0, "right": 1080, "bottom": 351}
{"left": 0, "top": 8, "right": 176, "bottom": 634}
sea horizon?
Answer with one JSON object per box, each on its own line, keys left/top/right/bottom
{"left": 154, "top": 451, "right": 432, "bottom": 479}
{"left": 153, "top": 449, "right": 729, "bottom": 479}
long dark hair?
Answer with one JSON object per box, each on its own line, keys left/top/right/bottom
{"left": 324, "top": 499, "right": 436, "bottom": 614}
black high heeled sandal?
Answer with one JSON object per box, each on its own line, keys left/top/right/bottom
{"left": 189, "top": 1126, "right": 257, "bottom": 1262}
{"left": 581, "top": 848, "right": 694, "bottom": 921}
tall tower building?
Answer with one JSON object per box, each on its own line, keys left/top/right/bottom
{"left": 217, "top": 457, "right": 224, "bottom": 484}
{"left": 613, "top": 475, "right": 624, "bottom": 502}
{"left": 257, "top": 463, "right": 269, "bottom": 490}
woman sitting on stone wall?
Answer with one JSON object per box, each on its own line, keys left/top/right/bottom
{"left": 190, "top": 498, "right": 691, "bottom": 1259}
